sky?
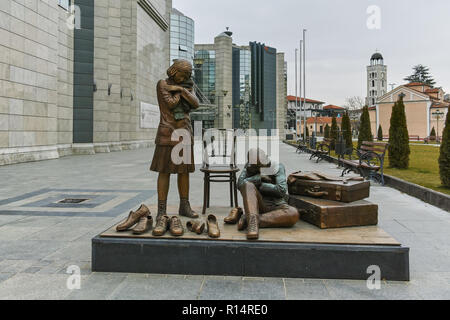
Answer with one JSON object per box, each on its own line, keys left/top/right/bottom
{"left": 172, "top": 0, "right": 450, "bottom": 106}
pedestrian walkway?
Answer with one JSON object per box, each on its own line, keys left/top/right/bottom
{"left": 0, "top": 143, "right": 448, "bottom": 299}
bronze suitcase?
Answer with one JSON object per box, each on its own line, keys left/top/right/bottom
{"left": 288, "top": 195, "right": 378, "bottom": 229}
{"left": 287, "top": 171, "right": 370, "bottom": 203}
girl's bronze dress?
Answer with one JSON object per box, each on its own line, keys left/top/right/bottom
{"left": 150, "top": 79, "right": 196, "bottom": 174}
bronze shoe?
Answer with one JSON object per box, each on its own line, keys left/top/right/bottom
{"left": 207, "top": 215, "right": 220, "bottom": 238}
{"left": 179, "top": 199, "right": 199, "bottom": 219}
{"left": 152, "top": 215, "right": 170, "bottom": 236}
{"left": 186, "top": 221, "right": 205, "bottom": 235}
{"left": 237, "top": 214, "right": 247, "bottom": 231}
{"left": 132, "top": 216, "right": 153, "bottom": 235}
{"left": 224, "top": 207, "right": 243, "bottom": 225}
{"left": 116, "top": 204, "right": 150, "bottom": 232}
{"left": 170, "top": 216, "right": 184, "bottom": 237}
{"left": 247, "top": 214, "right": 260, "bottom": 240}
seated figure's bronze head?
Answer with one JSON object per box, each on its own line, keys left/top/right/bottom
{"left": 247, "top": 148, "right": 271, "bottom": 174}
{"left": 167, "top": 59, "right": 192, "bottom": 84}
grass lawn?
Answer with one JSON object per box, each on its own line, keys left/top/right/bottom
{"left": 383, "top": 145, "right": 450, "bottom": 195}
{"left": 286, "top": 140, "right": 450, "bottom": 195}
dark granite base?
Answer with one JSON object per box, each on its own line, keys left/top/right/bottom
{"left": 92, "top": 236, "right": 410, "bottom": 281}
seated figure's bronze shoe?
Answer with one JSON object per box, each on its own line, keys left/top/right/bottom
{"left": 237, "top": 214, "right": 247, "bottom": 231}
{"left": 186, "top": 221, "right": 205, "bottom": 235}
{"left": 246, "top": 214, "right": 260, "bottom": 240}
{"left": 152, "top": 215, "right": 170, "bottom": 236}
{"left": 116, "top": 204, "right": 150, "bottom": 232}
{"left": 179, "top": 199, "right": 199, "bottom": 219}
{"left": 132, "top": 216, "right": 153, "bottom": 235}
{"left": 207, "top": 215, "right": 220, "bottom": 238}
{"left": 170, "top": 216, "right": 184, "bottom": 237}
{"left": 224, "top": 207, "right": 243, "bottom": 225}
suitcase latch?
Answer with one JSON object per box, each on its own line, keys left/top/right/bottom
{"left": 305, "top": 185, "right": 329, "bottom": 198}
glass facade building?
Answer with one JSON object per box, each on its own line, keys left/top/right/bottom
{"left": 194, "top": 50, "right": 216, "bottom": 104}
{"left": 170, "top": 8, "right": 195, "bottom": 65}
{"left": 232, "top": 47, "right": 252, "bottom": 129}
{"left": 250, "top": 42, "right": 277, "bottom": 130}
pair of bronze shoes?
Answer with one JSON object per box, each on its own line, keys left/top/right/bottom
{"left": 116, "top": 204, "right": 153, "bottom": 235}
{"left": 153, "top": 215, "right": 184, "bottom": 237}
{"left": 225, "top": 207, "right": 259, "bottom": 240}
{"left": 186, "top": 215, "right": 220, "bottom": 238}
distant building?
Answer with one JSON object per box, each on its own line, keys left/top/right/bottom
{"left": 170, "top": 8, "right": 195, "bottom": 65}
{"left": 366, "top": 52, "right": 388, "bottom": 107}
{"left": 193, "top": 30, "right": 287, "bottom": 137}
{"left": 286, "top": 96, "right": 325, "bottom": 131}
{"left": 373, "top": 82, "right": 449, "bottom": 139}
{"left": 322, "top": 105, "right": 346, "bottom": 118}
{"left": 298, "top": 117, "right": 342, "bottom": 138}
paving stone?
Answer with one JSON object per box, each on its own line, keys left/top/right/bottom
{"left": 0, "top": 226, "right": 46, "bottom": 240}
{"left": 43, "top": 241, "right": 92, "bottom": 262}
{"left": 0, "top": 273, "right": 82, "bottom": 300}
{"left": 0, "top": 273, "right": 14, "bottom": 283}
{"left": 284, "top": 279, "right": 332, "bottom": 300}
{"left": 109, "top": 274, "right": 204, "bottom": 300}
{"left": 66, "top": 273, "right": 127, "bottom": 300}
{"left": 23, "top": 227, "right": 93, "bottom": 242}
{"left": 240, "top": 278, "right": 286, "bottom": 300}
{"left": 0, "top": 260, "right": 37, "bottom": 273}
{"left": 0, "top": 240, "right": 68, "bottom": 260}
{"left": 198, "top": 278, "right": 243, "bottom": 300}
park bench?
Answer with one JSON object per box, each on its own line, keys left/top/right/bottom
{"left": 340, "top": 141, "right": 389, "bottom": 185}
{"left": 296, "top": 137, "right": 310, "bottom": 154}
{"left": 424, "top": 136, "right": 441, "bottom": 144}
{"left": 309, "top": 138, "right": 333, "bottom": 163}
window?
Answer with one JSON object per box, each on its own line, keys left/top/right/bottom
{"left": 58, "top": 0, "right": 70, "bottom": 11}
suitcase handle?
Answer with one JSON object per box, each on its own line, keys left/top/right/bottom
{"left": 305, "top": 186, "right": 329, "bottom": 198}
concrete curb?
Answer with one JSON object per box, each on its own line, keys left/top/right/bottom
{"left": 283, "top": 141, "right": 450, "bottom": 212}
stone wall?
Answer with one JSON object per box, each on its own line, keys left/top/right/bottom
{"left": 0, "top": 0, "right": 172, "bottom": 165}
{"left": 0, "top": 0, "right": 72, "bottom": 165}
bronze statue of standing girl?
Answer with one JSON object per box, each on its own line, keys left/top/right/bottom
{"left": 150, "top": 60, "right": 200, "bottom": 219}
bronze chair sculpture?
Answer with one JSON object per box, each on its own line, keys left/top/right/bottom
{"left": 200, "top": 129, "right": 240, "bottom": 215}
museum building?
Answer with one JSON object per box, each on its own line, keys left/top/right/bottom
{"left": 0, "top": 0, "right": 172, "bottom": 165}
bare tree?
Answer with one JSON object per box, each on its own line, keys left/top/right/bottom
{"left": 344, "top": 96, "right": 365, "bottom": 110}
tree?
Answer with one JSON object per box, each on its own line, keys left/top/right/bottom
{"left": 430, "top": 127, "right": 436, "bottom": 138}
{"left": 324, "top": 124, "right": 330, "bottom": 139}
{"left": 344, "top": 96, "right": 365, "bottom": 110}
{"left": 330, "top": 116, "right": 338, "bottom": 150}
{"left": 439, "top": 110, "right": 450, "bottom": 187}
{"left": 377, "top": 125, "right": 383, "bottom": 141}
{"left": 342, "top": 112, "right": 353, "bottom": 149}
{"left": 388, "top": 96, "right": 410, "bottom": 169}
{"left": 357, "top": 106, "right": 373, "bottom": 149}
{"left": 404, "top": 65, "right": 436, "bottom": 87}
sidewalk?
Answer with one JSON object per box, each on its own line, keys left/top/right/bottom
{"left": 0, "top": 143, "right": 449, "bottom": 299}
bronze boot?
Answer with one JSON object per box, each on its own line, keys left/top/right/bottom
{"left": 186, "top": 221, "right": 205, "bottom": 235}
{"left": 179, "top": 199, "right": 199, "bottom": 219}
{"left": 246, "top": 214, "right": 260, "bottom": 240}
{"left": 169, "top": 216, "right": 184, "bottom": 237}
{"left": 152, "top": 215, "right": 170, "bottom": 236}
{"left": 116, "top": 204, "right": 150, "bottom": 232}
{"left": 157, "top": 200, "right": 167, "bottom": 218}
{"left": 132, "top": 216, "right": 153, "bottom": 235}
{"left": 224, "top": 207, "right": 243, "bottom": 225}
{"left": 207, "top": 215, "right": 220, "bottom": 238}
